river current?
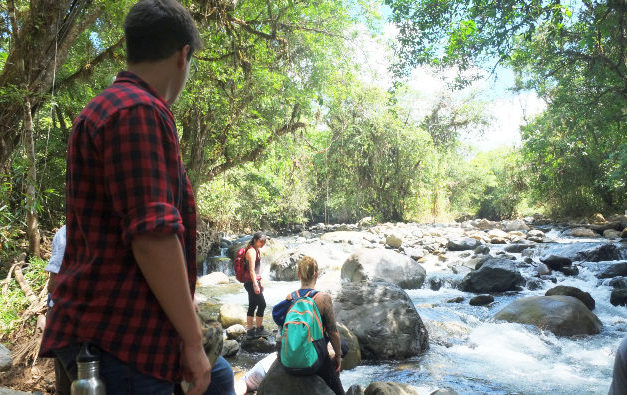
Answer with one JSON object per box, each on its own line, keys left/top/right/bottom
{"left": 204, "top": 225, "right": 626, "bottom": 394}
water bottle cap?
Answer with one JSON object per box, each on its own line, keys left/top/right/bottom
{"left": 77, "top": 343, "right": 100, "bottom": 363}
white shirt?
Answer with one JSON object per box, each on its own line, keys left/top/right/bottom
{"left": 45, "top": 225, "right": 66, "bottom": 274}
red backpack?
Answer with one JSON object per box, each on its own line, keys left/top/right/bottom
{"left": 234, "top": 247, "right": 251, "bottom": 283}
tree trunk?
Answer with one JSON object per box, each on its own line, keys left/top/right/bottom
{"left": 0, "top": 0, "right": 102, "bottom": 169}
{"left": 23, "top": 99, "right": 40, "bottom": 257}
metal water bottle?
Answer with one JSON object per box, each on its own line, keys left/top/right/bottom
{"left": 71, "top": 343, "right": 106, "bottom": 395}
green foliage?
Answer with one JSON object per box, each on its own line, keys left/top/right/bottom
{"left": 0, "top": 256, "right": 48, "bottom": 336}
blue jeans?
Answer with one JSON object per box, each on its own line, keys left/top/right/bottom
{"left": 55, "top": 344, "right": 234, "bottom": 395}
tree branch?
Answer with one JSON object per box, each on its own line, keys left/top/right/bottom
{"left": 6, "top": 0, "right": 19, "bottom": 38}
{"left": 56, "top": 36, "right": 124, "bottom": 90}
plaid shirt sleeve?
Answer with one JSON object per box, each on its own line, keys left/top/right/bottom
{"left": 102, "top": 105, "right": 185, "bottom": 244}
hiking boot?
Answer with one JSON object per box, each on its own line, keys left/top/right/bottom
{"left": 256, "top": 325, "right": 270, "bottom": 338}
{"left": 246, "top": 328, "right": 257, "bottom": 339}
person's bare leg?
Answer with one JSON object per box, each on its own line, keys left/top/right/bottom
{"left": 255, "top": 316, "right": 263, "bottom": 329}
{"left": 247, "top": 316, "right": 254, "bottom": 330}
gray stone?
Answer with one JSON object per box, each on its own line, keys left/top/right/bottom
{"left": 604, "top": 229, "right": 622, "bottom": 239}
{"left": 430, "top": 389, "right": 459, "bottom": 395}
{"left": 446, "top": 296, "right": 465, "bottom": 303}
{"left": 346, "top": 385, "right": 366, "bottom": 395}
{"left": 0, "top": 344, "right": 12, "bottom": 372}
{"left": 257, "top": 360, "right": 334, "bottom": 395}
{"left": 576, "top": 244, "right": 621, "bottom": 262}
{"left": 473, "top": 245, "right": 491, "bottom": 255}
{"left": 227, "top": 236, "right": 253, "bottom": 259}
{"left": 609, "top": 277, "right": 627, "bottom": 289}
{"left": 459, "top": 258, "right": 524, "bottom": 293}
{"left": 503, "top": 220, "right": 530, "bottom": 232}
{"left": 321, "top": 231, "right": 364, "bottom": 244}
{"left": 334, "top": 281, "right": 429, "bottom": 360}
{"left": 598, "top": 262, "right": 627, "bottom": 279}
{"left": 545, "top": 285, "right": 595, "bottom": 310}
{"left": 447, "top": 238, "right": 481, "bottom": 251}
{"left": 270, "top": 250, "right": 306, "bottom": 281}
{"left": 526, "top": 278, "right": 544, "bottom": 291}
{"left": 0, "top": 388, "right": 31, "bottom": 395}
{"left": 219, "top": 304, "right": 247, "bottom": 328}
{"left": 221, "top": 339, "right": 240, "bottom": 357}
{"left": 341, "top": 248, "right": 426, "bottom": 289}
{"left": 241, "top": 336, "right": 276, "bottom": 353}
{"left": 226, "top": 324, "right": 247, "bottom": 340}
{"left": 610, "top": 289, "right": 627, "bottom": 306}
{"left": 569, "top": 227, "right": 598, "bottom": 238}
{"left": 201, "top": 256, "right": 233, "bottom": 276}
{"left": 469, "top": 295, "right": 494, "bottom": 306}
{"left": 494, "top": 295, "right": 602, "bottom": 336}
{"left": 364, "top": 382, "right": 420, "bottom": 395}
{"left": 539, "top": 254, "right": 572, "bottom": 270}
{"left": 504, "top": 244, "right": 533, "bottom": 253}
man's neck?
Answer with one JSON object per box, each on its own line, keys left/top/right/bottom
{"left": 127, "top": 61, "right": 176, "bottom": 104}
{"left": 300, "top": 281, "right": 316, "bottom": 289}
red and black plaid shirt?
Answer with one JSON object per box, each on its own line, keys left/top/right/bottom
{"left": 41, "top": 71, "right": 197, "bottom": 381}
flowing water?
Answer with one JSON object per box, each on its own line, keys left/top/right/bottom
{"left": 204, "top": 226, "right": 627, "bottom": 394}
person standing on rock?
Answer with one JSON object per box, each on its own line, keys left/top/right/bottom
{"left": 40, "top": 1, "right": 214, "bottom": 394}
{"left": 244, "top": 232, "right": 269, "bottom": 338}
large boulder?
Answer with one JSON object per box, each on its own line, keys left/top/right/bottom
{"left": 221, "top": 339, "right": 240, "bottom": 357}
{"left": 576, "top": 244, "right": 621, "bottom": 262}
{"left": 337, "top": 323, "right": 361, "bottom": 370}
{"left": 241, "top": 336, "right": 276, "bottom": 353}
{"left": 447, "top": 238, "right": 481, "bottom": 251}
{"left": 198, "top": 271, "right": 229, "bottom": 287}
{"left": 333, "top": 281, "right": 429, "bottom": 360}
{"left": 201, "top": 256, "right": 233, "bottom": 276}
{"left": 0, "top": 344, "right": 11, "bottom": 372}
{"left": 341, "top": 248, "right": 426, "bottom": 289}
{"left": 610, "top": 289, "right": 627, "bottom": 306}
{"left": 227, "top": 235, "right": 252, "bottom": 260}
{"left": 219, "top": 304, "right": 247, "bottom": 327}
{"left": 226, "top": 324, "right": 247, "bottom": 340}
{"left": 494, "top": 295, "right": 602, "bottom": 336}
{"left": 459, "top": 258, "right": 524, "bottom": 293}
{"left": 545, "top": 285, "right": 595, "bottom": 310}
{"left": 504, "top": 244, "right": 533, "bottom": 253}
{"left": 597, "top": 262, "right": 627, "bottom": 279}
{"left": 257, "top": 360, "right": 334, "bottom": 395}
{"left": 604, "top": 229, "right": 622, "bottom": 239}
{"left": 270, "top": 250, "right": 306, "bottom": 281}
{"left": 503, "top": 220, "right": 530, "bottom": 232}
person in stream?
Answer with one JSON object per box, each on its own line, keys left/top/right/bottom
{"left": 39, "top": 1, "right": 226, "bottom": 393}
{"left": 243, "top": 232, "right": 269, "bottom": 338}
{"left": 281, "top": 256, "right": 345, "bottom": 395}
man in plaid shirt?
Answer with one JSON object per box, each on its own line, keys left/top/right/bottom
{"left": 40, "top": 1, "right": 225, "bottom": 393}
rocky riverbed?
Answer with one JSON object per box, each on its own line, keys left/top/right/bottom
{"left": 197, "top": 216, "right": 627, "bottom": 394}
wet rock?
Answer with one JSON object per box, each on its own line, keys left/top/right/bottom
{"left": 597, "top": 262, "right": 627, "bottom": 278}
{"left": 526, "top": 278, "right": 544, "bottom": 291}
{"left": 469, "top": 295, "right": 494, "bottom": 306}
{"left": 622, "top": 228, "right": 627, "bottom": 238}
{"left": 201, "top": 256, "right": 234, "bottom": 276}
{"left": 447, "top": 238, "right": 481, "bottom": 251}
{"left": 347, "top": 385, "right": 365, "bottom": 395}
{"left": 463, "top": 255, "right": 490, "bottom": 270}
{"left": 385, "top": 234, "right": 403, "bottom": 248}
{"left": 527, "top": 229, "right": 545, "bottom": 243}
{"left": 568, "top": 227, "right": 598, "bottom": 238}
{"left": 428, "top": 277, "right": 444, "bottom": 291}
{"left": 219, "top": 303, "right": 247, "bottom": 327}
{"left": 221, "top": 339, "right": 240, "bottom": 357}
{"left": 604, "top": 229, "right": 622, "bottom": 239}
{"left": 337, "top": 323, "right": 361, "bottom": 370}
{"left": 494, "top": 295, "right": 602, "bottom": 336}
{"left": 334, "top": 281, "right": 429, "bottom": 360}
{"left": 609, "top": 277, "right": 627, "bottom": 289}
{"left": 226, "top": 324, "right": 247, "bottom": 340}
{"left": 363, "top": 382, "right": 421, "bottom": 394}
{"left": 241, "top": 336, "right": 276, "bottom": 353}
{"left": 341, "top": 248, "right": 426, "bottom": 289}
{"left": 0, "top": 344, "right": 11, "bottom": 372}
{"left": 227, "top": 235, "right": 253, "bottom": 259}
{"left": 473, "top": 245, "right": 491, "bottom": 255}
{"left": 257, "top": 360, "right": 333, "bottom": 395}
{"left": 545, "top": 285, "right": 595, "bottom": 310}
{"left": 576, "top": 244, "right": 621, "bottom": 262}
{"left": 558, "top": 266, "right": 580, "bottom": 276}
{"left": 459, "top": 258, "right": 525, "bottom": 293}
{"left": 430, "top": 389, "right": 458, "bottom": 395}
{"left": 504, "top": 244, "right": 533, "bottom": 253}
{"left": 610, "top": 289, "right": 627, "bottom": 306}
{"left": 539, "top": 254, "right": 572, "bottom": 270}
{"left": 198, "top": 271, "right": 229, "bottom": 287}
{"left": 447, "top": 296, "right": 465, "bottom": 303}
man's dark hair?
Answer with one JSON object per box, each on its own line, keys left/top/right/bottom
{"left": 124, "top": 0, "right": 201, "bottom": 63}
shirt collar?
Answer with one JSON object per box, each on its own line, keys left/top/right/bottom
{"left": 114, "top": 71, "right": 169, "bottom": 108}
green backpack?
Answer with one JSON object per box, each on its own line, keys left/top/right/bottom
{"left": 278, "top": 289, "right": 326, "bottom": 375}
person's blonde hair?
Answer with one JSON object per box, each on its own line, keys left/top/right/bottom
{"left": 297, "top": 256, "right": 318, "bottom": 283}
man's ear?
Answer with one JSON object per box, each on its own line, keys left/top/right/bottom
{"left": 177, "top": 44, "right": 191, "bottom": 69}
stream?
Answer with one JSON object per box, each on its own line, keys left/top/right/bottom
{"left": 200, "top": 222, "right": 627, "bottom": 394}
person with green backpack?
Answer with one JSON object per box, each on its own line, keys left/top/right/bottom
{"left": 277, "top": 256, "right": 345, "bottom": 395}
